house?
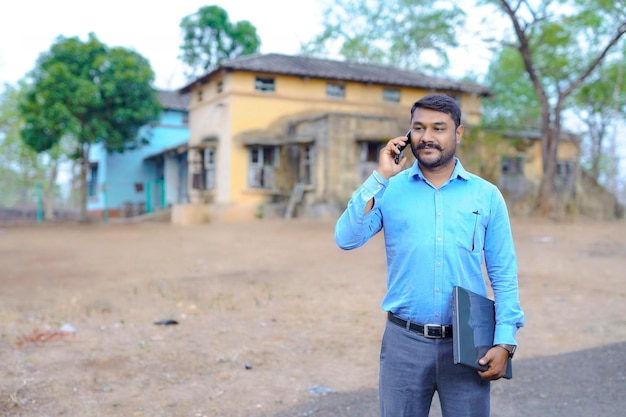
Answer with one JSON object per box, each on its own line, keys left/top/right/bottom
{"left": 500, "top": 129, "right": 580, "bottom": 200}
{"left": 482, "top": 129, "right": 621, "bottom": 219}
{"left": 87, "top": 90, "right": 190, "bottom": 219}
{"left": 176, "top": 53, "right": 491, "bottom": 223}
{"left": 458, "top": 128, "right": 582, "bottom": 217}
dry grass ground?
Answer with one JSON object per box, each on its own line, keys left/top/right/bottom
{"left": 1, "top": 217, "right": 625, "bottom": 416}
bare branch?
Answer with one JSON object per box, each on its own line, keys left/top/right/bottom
{"left": 498, "top": 1, "right": 550, "bottom": 114}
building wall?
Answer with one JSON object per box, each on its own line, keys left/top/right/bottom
{"left": 460, "top": 129, "right": 581, "bottom": 217}
{"left": 87, "top": 108, "right": 189, "bottom": 218}
{"left": 521, "top": 139, "right": 578, "bottom": 183}
{"left": 186, "top": 71, "right": 484, "bottom": 220}
{"left": 167, "top": 152, "right": 189, "bottom": 205}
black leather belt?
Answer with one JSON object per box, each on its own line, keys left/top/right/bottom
{"left": 387, "top": 312, "right": 452, "bottom": 339}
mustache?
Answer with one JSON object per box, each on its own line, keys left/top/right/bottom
{"left": 416, "top": 142, "right": 442, "bottom": 151}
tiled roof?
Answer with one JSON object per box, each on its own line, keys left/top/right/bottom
{"left": 500, "top": 128, "right": 581, "bottom": 142}
{"left": 181, "top": 53, "right": 490, "bottom": 96}
{"left": 157, "top": 90, "right": 190, "bottom": 111}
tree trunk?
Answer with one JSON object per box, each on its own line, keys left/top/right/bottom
{"left": 43, "top": 159, "right": 59, "bottom": 220}
{"left": 536, "top": 124, "right": 560, "bottom": 217}
{"left": 79, "top": 145, "right": 89, "bottom": 222}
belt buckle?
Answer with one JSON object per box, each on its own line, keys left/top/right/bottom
{"left": 423, "top": 324, "right": 443, "bottom": 338}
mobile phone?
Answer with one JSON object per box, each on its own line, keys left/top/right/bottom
{"left": 394, "top": 130, "right": 411, "bottom": 164}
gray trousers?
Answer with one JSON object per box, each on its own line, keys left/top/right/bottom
{"left": 379, "top": 320, "right": 490, "bottom": 417}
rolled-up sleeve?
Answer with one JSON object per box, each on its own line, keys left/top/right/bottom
{"left": 335, "top": 171, "right": 387, "bottom": 250}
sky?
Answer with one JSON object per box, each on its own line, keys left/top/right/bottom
{"left": 1, "top": 0, "right": 624, "bottom": 179}
{"left": 0, "top": 0, "right": 327, "bottom": 90}
{"left": 0, "top": 0, "right": 497, "bottom": 91}
{"left": 0, "top": 0, "right": 321, "bottom": 89}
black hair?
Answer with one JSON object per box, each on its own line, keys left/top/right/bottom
{"left": 410, "top": 94, "right": 462, "bottom": 128}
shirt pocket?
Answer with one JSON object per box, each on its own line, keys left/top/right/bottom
{"left": 456, "top": 211, "right": 484, "bottom": 253}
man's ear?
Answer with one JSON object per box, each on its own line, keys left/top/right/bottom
{"left": 456, "top": 125, "right": 464, "bottom": 143}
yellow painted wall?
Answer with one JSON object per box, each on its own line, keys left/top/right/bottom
{"left": 522, "top": 140, "right": 578, "bottom": 181}
{"left": 524, "top": 143, "right": 543, "bottom": 181}
{"left": 187, "top": 70, "right": 485, "bottom": 218}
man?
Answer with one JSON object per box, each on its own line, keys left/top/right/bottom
{"left": 334, "top": 93, "right": 524, "bottom": 417}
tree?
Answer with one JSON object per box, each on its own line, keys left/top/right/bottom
{"left": 19, "top": 33, "right": 161, "bottom": 222}
{"left": 179, "top": 5, "right": 261, "bottom": 80}
{"left": 0, "top": 82, "right": 63, "bottom": 220}
{"left": 300, "top": 0, "right": 465, "bottom": 74}
{"left": 482, "top": 48, "right": 541, "bottom": 130}
{"left": 571, "top": 58, "right": 626, "bottom": 188}
{"left": 481, "top": 0, "right": 626, "bottom": 216}
{"left": 0, "top": 84, "right": 40, "bottom": 210}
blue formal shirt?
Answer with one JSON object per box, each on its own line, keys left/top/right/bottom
{"left": 335, "top": 159, "right": 525, "bottom": 345}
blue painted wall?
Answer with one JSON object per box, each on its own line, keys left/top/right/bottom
{"left": 87, "top": 107, "right": 189, "bottom": 216}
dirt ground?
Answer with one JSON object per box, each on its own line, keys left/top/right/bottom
{"left": 1, "top": 216, "right": 625, "bottom": 417}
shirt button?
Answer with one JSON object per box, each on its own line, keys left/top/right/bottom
{"left": 436, "top": 288, "right": 441, "bottom": 292}
{"left": 437, "top": 237, "right": 442, "bottom": 241}
{"left": 435, "top": 313, "right": 440, "bottom": 317}
{"left": 437, "top": 212, "right": 442, "bottom": 216}
{"left": 436, "top": 262, "right": 441, "bottom": 267}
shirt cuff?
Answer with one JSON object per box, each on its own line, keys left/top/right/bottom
{"left": 494, "top": 324, "right": 519, "bottom": 346}
{"left": 360, "top": 170, "right": 388, "bottom": 202}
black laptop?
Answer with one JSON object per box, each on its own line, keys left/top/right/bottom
{"left": 452, "top": 286, "right": 512, "bottom": 379}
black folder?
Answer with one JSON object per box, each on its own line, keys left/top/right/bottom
{"left": 452, "top": 286, "right": 512, "bottom": 379}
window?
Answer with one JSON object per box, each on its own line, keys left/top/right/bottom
{"left": 501, "top": 156, "right": 524, "bottom": 176}
{"left": 358, "top": 141, "right": 385, "bottom": 183}
{"left": 216, "top": 81, "right": 223, "bottom": 93}
{"left": 197, "top": 90, "right": 203, "bottom": 102}
{"left": 361, "top": 142, "right": 383, "bottom": 163}
{"left": 204, "top": 148, "right": 216, "bottom": 190}
{"left": 191, "top": 148, "right": 216, "bottom": 190}
{"left": 554, "top": 160, "right": 576, "bottom": 194}
{"left": 300, "top": 144, "right": 314, "bottom": 185}
{"left": 87, "top": 162, "right": 98, "bottom": 197}
{"left": 383, "top": 88, "right": 401, "bottom": 103}
{"left": 326, "top": 83, "right": 345, "bottom": 99}
{"left": 255, "top": 77, "right": 275, "bottom": 92}
{"left": 556, "top": 160, "right": 575, "bottom": 178}
{"left": 499, "top": 156, "right": 527, "bottom": 198}
{"left": 248, "top": 146, "right": 279, "bottom": 189}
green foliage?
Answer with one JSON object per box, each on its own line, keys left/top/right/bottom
{"left": 477, "top": 0, "right": 626, "bottom": 94}
{"left": 571, "top": 58, "right": 626, "bottom": 182}
{"left": 0, "top": 84, "right": 35, "bottom": 206}
{"left": 477, "top": 0, "right": 626, "bottom": 215}
{"left": 179, "top": 5, "right": 261, "bottom": 80}
{"left": 20, "top": 33, "right": 161, "bottom": 154}
{"left": 0, "top": 83, "right": 58, "bottom": 209}
{"left": 481, "top": 48, "right": 541, "bottom": 129}
{"left": 300, "top": 0, "right": 464, "bottom": 74}
{"left": 19, "top": 33, "right": 162, "bottom": 220}
{"left": 573, "top": 56, "right": 626, "bottom": 116}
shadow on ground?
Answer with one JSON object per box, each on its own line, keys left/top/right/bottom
{"left": 272, "top": 341, "right": 626, "bottom": 417}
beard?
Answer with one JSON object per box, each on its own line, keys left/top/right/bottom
{"left": 412, "top": 141, "right": 456, "bottom": 170}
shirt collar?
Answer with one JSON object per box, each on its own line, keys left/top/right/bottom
{"left": 409, "top": 157, "right": 472, "bottom": 182}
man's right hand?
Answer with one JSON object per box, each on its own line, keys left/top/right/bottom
{"left": 377, "top": 136, "right": 409, "bottom": 179}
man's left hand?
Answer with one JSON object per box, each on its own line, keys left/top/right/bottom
{"left": 477, "top": 346, "right": 509, "bottom": 380}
